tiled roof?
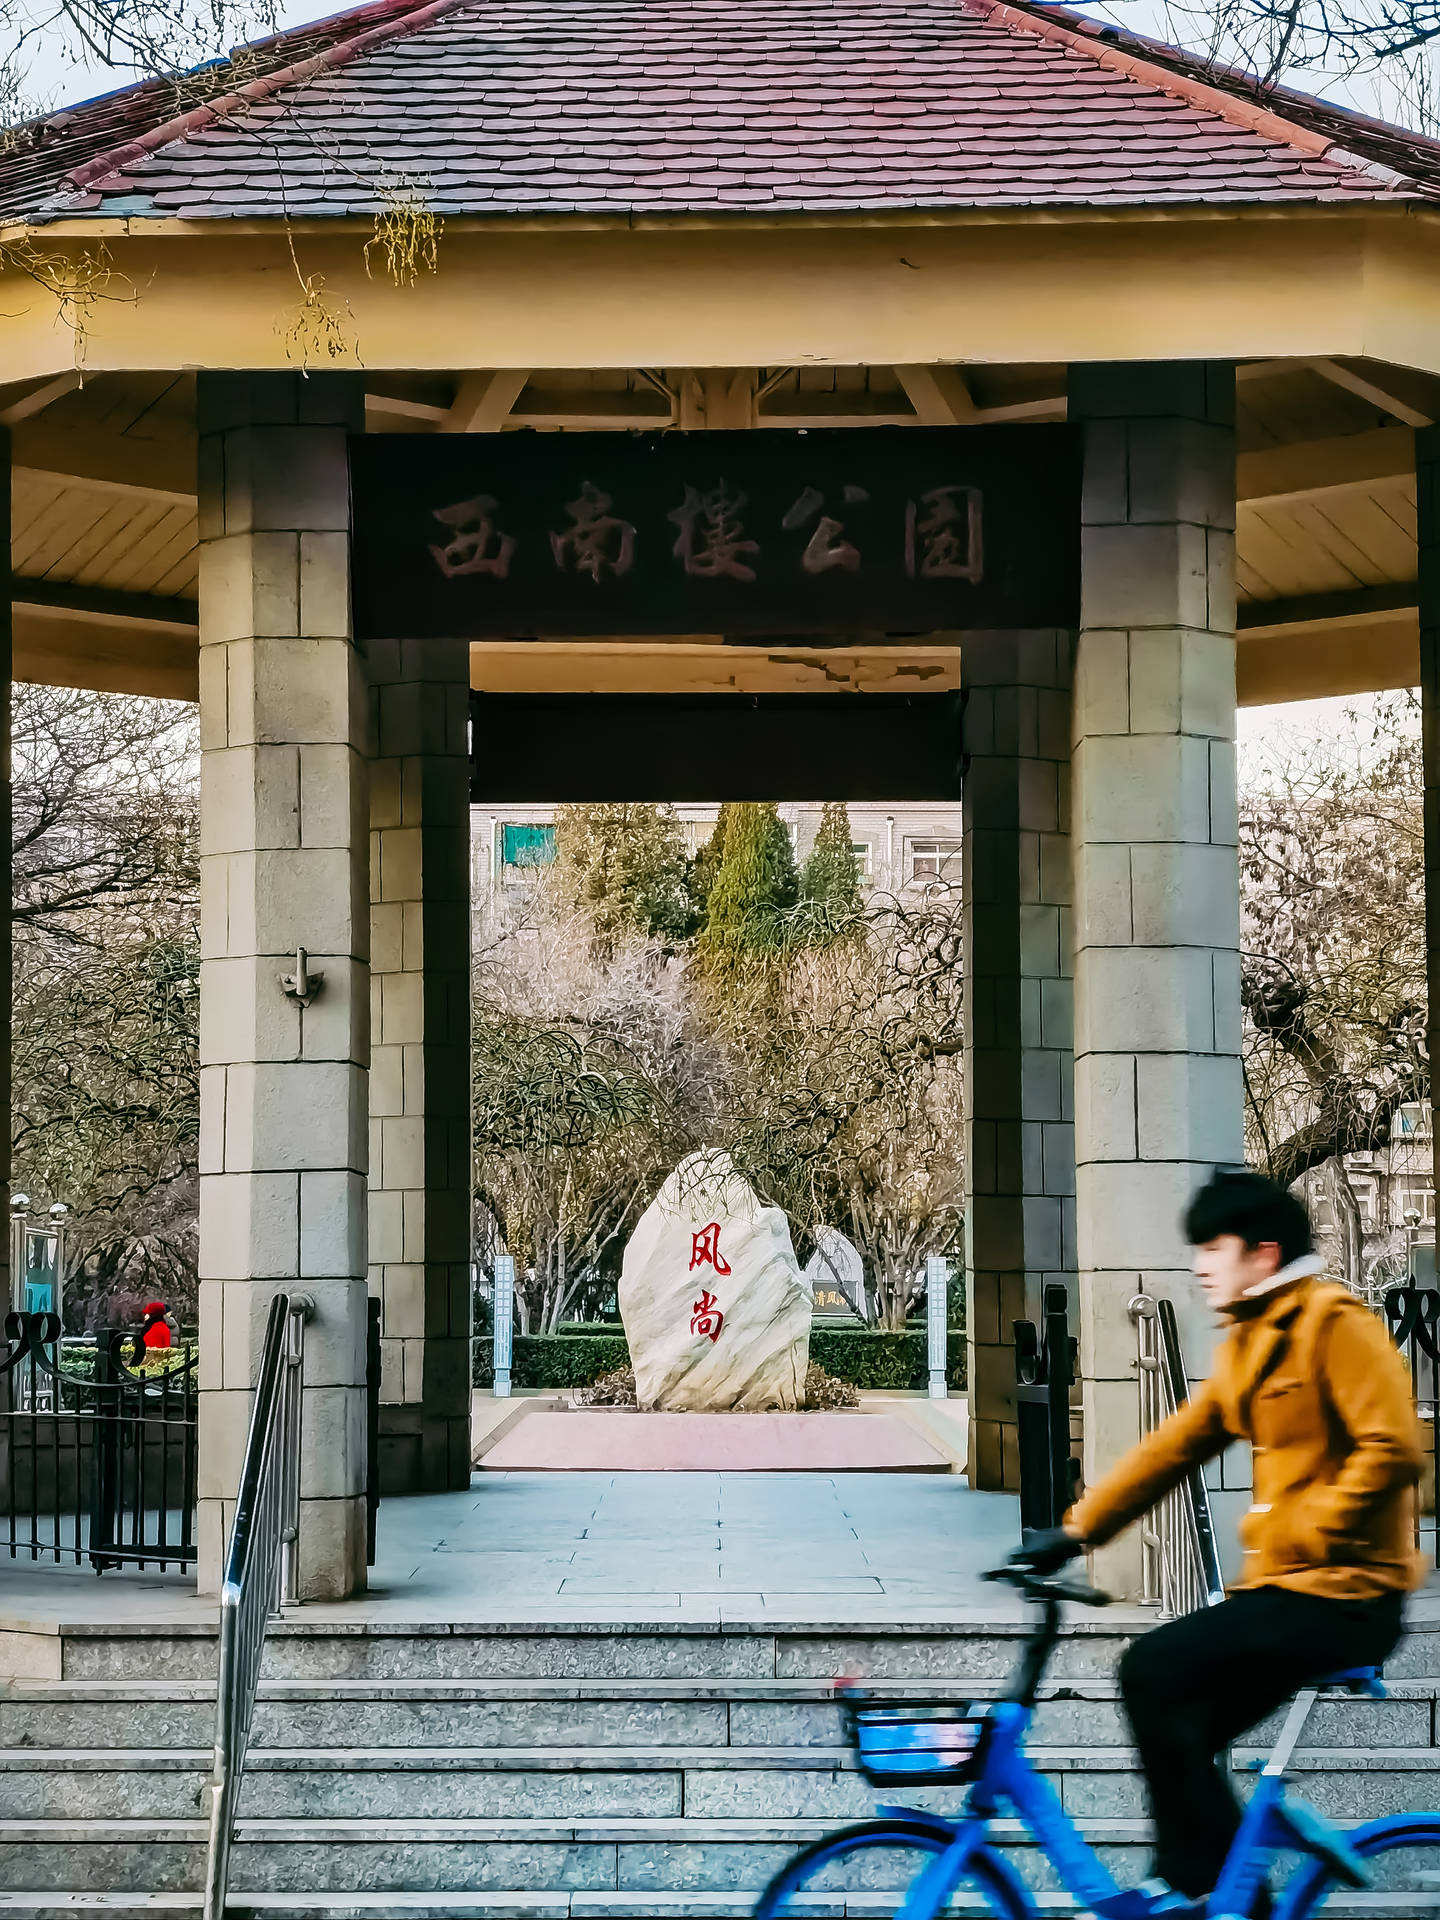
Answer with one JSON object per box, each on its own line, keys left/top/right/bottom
{"left": 8, "top": 0, "right": 1440, "bottom": 224}
{"left": 0, "top": 0, "right": 418, "bottom": 222}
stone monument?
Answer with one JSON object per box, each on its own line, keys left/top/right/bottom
{"left": 620, "top": 1151, "right": 812, "bottom": 1411}
{"left": 804, "top": 1227, "right": 867, "bottom": 1318}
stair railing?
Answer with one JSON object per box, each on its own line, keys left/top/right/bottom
{"left": 202, "top": 1290, "right": 313, "bottom": 1920}
{"left": 1128, "top": 1293, "right": 1226, "bottom": 1617}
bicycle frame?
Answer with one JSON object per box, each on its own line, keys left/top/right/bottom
{"left": 883, "top": 1696, "right": 1127, "bottom": 1920}
{"left": 872, "top": 1588, "right": 1374, "bottom": 1920}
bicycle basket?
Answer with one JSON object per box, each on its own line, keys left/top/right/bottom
{"left": 841, "top": 1694, "right": 993, "bottom": 1787}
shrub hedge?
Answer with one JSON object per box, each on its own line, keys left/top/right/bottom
{"left": 473, "top": 1326, "right": 966, "bottom": 1392}
{"left": 473, "top": 1332, "right": 629, "bottom": 1390}
{"left": 810, "top": 1328, "right": 967, "bottom": 1392}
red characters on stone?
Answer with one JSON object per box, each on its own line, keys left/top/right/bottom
{"left": 691, "top": 1289, "right": 725, "bottom": 1344}
{"left": 689, "top": 1222, "right": 732, "bottom": 1276}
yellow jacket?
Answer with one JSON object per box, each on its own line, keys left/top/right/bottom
{"left": 1070, "top": 1276, "right": 1425, "bottom": 1599}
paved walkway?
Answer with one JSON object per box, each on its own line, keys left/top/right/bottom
{"left": 371, "top": 1470, "right": 1021, "bottom": 1620}
{"left": 0, "top": 1471, "right": 1022, "bottom": 1626}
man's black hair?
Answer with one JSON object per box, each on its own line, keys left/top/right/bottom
{"left": 1183, "top": 1168, "right": 1312, "bottom": 1268}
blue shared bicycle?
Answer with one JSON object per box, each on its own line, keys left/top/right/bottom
{"left": 755, "top": 1564, "right": 1440, "bottom": 1920}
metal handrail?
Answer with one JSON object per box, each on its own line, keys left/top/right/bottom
{"left": 1129, "top": 1292, "right": 1226, "bottom": 1617}
{"left": 202, "top": 1290, "right": 313, "bottom": 1920}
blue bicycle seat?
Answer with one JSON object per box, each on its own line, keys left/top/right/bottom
{"left": 1315, "top": 1665, "right": 1385, "bottom": 1698}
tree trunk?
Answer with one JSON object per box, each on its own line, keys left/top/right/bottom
{"left": 1328, "top": 1158, "right": 1364, "bottom": 1293}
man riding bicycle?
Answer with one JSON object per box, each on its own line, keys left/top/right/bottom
{"left": 1016, "top": 1167, "right": 1425, "bottom": 1912}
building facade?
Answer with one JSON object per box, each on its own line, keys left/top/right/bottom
{"left": 470, "top": 803, "right": 965, "bottom": 901}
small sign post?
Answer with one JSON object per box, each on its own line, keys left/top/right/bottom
{"left": 492, "top": 1254, "right": 515, "bottom": 1399}
{"left": 926, "top": 1256, "right": 949, "bottom": 1400}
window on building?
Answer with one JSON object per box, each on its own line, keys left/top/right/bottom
{"left": 500, "top": 823, "right": 556, "bottom": 881}
{"left": 1352, "top": 1176, "right": 1377, "bottom": 1227}
{"left": 1399, "top": 1183, "right": 1437, "bottom": 1226}
{"left": 908, "top": 838, "right": 962, "bottom": 884}
{"left": 851, "top": 841, "right": 873, "bottom": 878}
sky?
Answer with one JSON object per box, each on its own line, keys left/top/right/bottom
{"left": 1238, "top": 690, "right": 1419, "bottom": 786}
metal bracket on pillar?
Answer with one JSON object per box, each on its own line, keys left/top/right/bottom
{"left": 279, "top": 949, "right": 325, "bottom": 1008}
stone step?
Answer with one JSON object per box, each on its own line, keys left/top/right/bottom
{"left": 7, "top": 1742, "right": 1440, "bottom": 1823}
{"left": 1, "top": 1678, "right": 1433, "bottom": 1753}
{"left": 14, "top": 1751, "right": 1440, "bottom": 1820}
{"left": 0, "top": 1896, "right": 1431, "bottom": 1920}
{"left": 41, "top": 1623, "right": 1142, "bottom": 1684}
{"left": 42, "top": 1618, "right": 1440, "bottom": 1685}
{"left": 0, "top": 1745, "right": 1120, "bottom": 1821}
{"left": 6, "top": 1812, "right": 1439, "bottom": 1897}
{"left": 0, "top": 1816, "right": 1152, "bottom": 1895}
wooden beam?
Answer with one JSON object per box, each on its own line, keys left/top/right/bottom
{"left": 0, "top": 372, "right": 81, "bottom": 427}
{"left": 470, "top": 640, "right": 961, "bottom": 696}
{"left": 471, "top": 690, "right": 964, "bottom": 802}
{"left": 1238, "top": 580, "right": 1417, "bottom": 634}
{"left": 760, "top": 391, "right": 917, "bottom": 426}
{"left": 10, "top": 420, "right": 194, "bottom": 497}
{"left": 13, "top": 463, "right": 194, "bottom": 512}
{"left": 894, "top": 365, "right": 979, "bottom": 425}
{"left": 12, "top": 577, "right": 197, "bottom": 627}
{"left": 1237, "top": 359, "right": 1297, "bottom": 382}
{"left": 1237, "top": 425, "right": 1412, "bottom": 509}
{"left": 365, "top": 391, "right": 449, "bottom": 424}
{"left": 510, "top": 388, "right": 672, "bottom": 428}
{"left": 1237, "top": 614, "right": 1418, "bottom": 706}
{"left": 441, "top": 369, "right": 532, "bottom": 433}
{"left": 13, "top": 219, "right": 1440, "bottom": 384}
{"left": 13, "top": 604, "right": 198, "bottom": 701}
{"left": 1306, "top": 358, "right": 1433, "bottom": 428}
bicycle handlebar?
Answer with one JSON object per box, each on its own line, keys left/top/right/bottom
{"left": 982, "top": 1564, "right": 1114, "bottom": 1608}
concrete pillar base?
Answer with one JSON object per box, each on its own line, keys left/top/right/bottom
{"left": 379, "top": 1404, "right": 473, "bottom": 1493}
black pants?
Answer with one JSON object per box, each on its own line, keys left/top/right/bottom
{"left": 1118, "top": 1584, "right": 1404, "bottom": 1900}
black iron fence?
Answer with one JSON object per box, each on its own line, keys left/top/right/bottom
{"left": 1382, "top": 1282, "right": 1440, "bottom": 1568}
{"left": 1013, "top": 1282, "right": 1079, "bottom": 1532}
{"left": 0, "top": 1311, "right": 198, "bottom": 1571}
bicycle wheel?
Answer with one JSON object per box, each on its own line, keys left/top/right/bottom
{"left": 1281, "top": 1814, "right": 1440, "bottom": 1920}
{"left": 753, "top": 1817, "right": 1033, "bottom": 1920}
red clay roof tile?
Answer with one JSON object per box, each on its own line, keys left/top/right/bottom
{"left": 5, "top": 0, "right": 1438, "bottom": 224}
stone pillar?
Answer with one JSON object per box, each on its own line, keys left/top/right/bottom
{"left": 1068, "top": 363, "right": 1244, "bottom": 1591}
{"left": 1415, "top": 430, "right": 1440, "bottom": 1220}
{"left": 195, "top": 372, "right": 370, "bottom": 1601}
{"left": 368, "top": 638, "right": 473, "bottom": 1494}
{"left": 963, "top": 632, "right": 1076, "bottom": 1492}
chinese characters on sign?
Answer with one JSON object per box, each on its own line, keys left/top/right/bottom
{"left": 351, "top": 427, "right": 1082, "bottom": 640}
{"left": 430, "top": 478, "right": 978, "bottom": 592}
{"left": 430, "top": 495, "right": 516, "bottom": 579}
{"left": 690, "top": 1289, "right": 725, "bottom": 1344}
{"left": 669, "top": 483, "right": 759, "bottom": 581}
{"left": 688, "top": 1224, "right": 729, "bottom": 1342}
{"left": 690, "top": 1222, "right": 732, "bottom": 1277}
{"left": 551, "top": 482, "right": 637, "bottom": 581}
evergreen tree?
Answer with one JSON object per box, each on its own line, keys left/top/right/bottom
{"left": 688, "top": 801, "right": 731, "bottom": 917}
{"left": 550, "top": 803, "right": 695, "bottom": 941}
{"left": 695, "top": 802, "right": 798, "bottom": 972}
{"left": 799, "top": 802, "right": 863, "bottom": 918}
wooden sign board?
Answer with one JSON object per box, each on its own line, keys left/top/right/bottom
{"left": 351, "top": 427, "right": 1080, "bottom": 639}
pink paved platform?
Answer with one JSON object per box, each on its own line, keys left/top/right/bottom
{"left": 477, "top": 1408, "right": 951, "bottom": 1472}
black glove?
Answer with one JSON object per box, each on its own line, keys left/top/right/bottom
{"left": 1010, "top": 1526, "right": 1082, "bottom": 1575}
